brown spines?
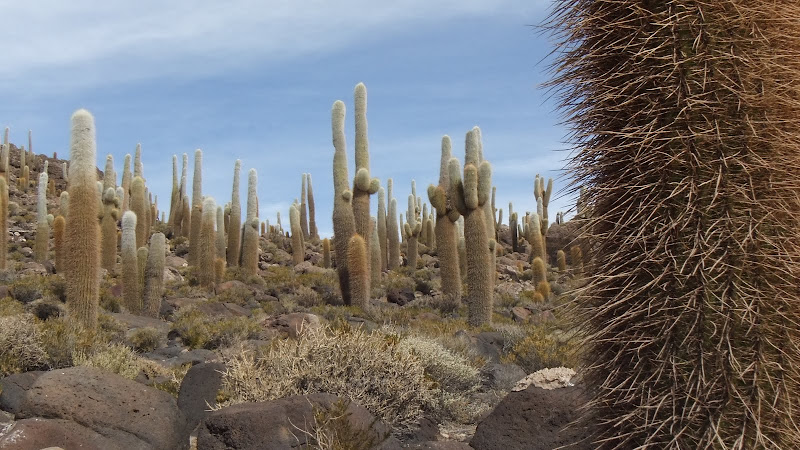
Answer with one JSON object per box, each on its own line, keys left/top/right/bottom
{"left": 100, "top": 188, "right": 120, "bottom": 272}
{"left": 531, "top": 257, "right": 546, "bottom": 287}
{"left": 556, "top": 249, "right": 566, "bottom": 272}
{"left": 130, "top": 177, "right": 148, "bottom": 249}
{"left": 347, "top": 234, "right": 369, "bottom": 310}
{"left": 52, "top": 215, "right": 65, "bottom": 273}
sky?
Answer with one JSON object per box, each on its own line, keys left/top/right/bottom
{"left": 0, "top": 0, "right": 574, "bottom": 237}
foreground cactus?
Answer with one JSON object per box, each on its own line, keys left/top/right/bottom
{"left": 403, "top": 193, "right": 421, "bottom": 269}
{"left": 448, "top": 128, "right": 493, "bottom": 326}
{"left": 130, "top": 176, "right": 148, "bottom": 249}
{"left": 64, "top": 109, "right": 101, "bottom": 330}
{"left": 549, "top": 1, "right": 800, "bottom": 446}
{"left": 347, "top": 234, "right": 369, "bottom": 309}
{"left": 331, "top": 100, "right": 355, "bottom": 304}
{"left": 142, "top": 232, "right": 165, "bottom": 317}
{"left": 198, "top": 197, "right": 217, "bottom": 288}
{"left": 100, "top": 187, "right": 120, "bottom": 271}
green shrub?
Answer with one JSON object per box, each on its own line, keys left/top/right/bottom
{"left": 129, "top": 327, "right": 164, "bottom": 353}
{"left": 0, "top": 297, "right": 25, "bottom": 317}
{"left": 504, "top": 325, "right": 579, "bottom": 373}
{"left": 172, "top": 306, "right": 262, "bottom": 349}
{"left": 10, "top": 276, "right": 45, "bottom": 304}
{"left": 74, "top": 343, "right": 143, "bottom": 379}
{"left": 395, "top": 335, "right": 482, "bottom": 393}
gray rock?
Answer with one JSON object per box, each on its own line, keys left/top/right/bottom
{"left": 177, "top": 362, "right": 226, "bottom": 431}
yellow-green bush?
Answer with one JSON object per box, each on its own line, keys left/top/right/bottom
{"left": 219, "top": 326, "right": 433, "bottom": 433}
{"left": 504, "top": 325, "right": 579, "bottom": 373}
{"left": 0, "top": 297, "right": 25, "bottom": 317}
{"left": 0, "top": 314, "right": 48, "bottom": 375}
{"left": 172, "top": 306, "right": 262, "bottom": 349}
{"left": 128, "top": 327, "right": 164, "bottom": 353}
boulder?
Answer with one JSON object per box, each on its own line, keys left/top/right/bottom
{"left": 387, "top": 287, "right": 415, "bottom": 306}
{"left": 470, "top": 383, "right": 591, "bottom": 450}
{"left": 483, "top": 363, "right": 527, "bottom": 391}
{"left": 0, "top": 366, "right": 187, "bottom": 450}
{"left": 178, "top": 362, "right": 226, "bottom": 430}
{"left": 262, "top": 312, "right": 321, "bottom": 338}
{"left": 0, "top": 418, "right": 121, "bottom": 450}
{"left": 409, "top": 443, "right": 473, "bottom": 450}
{"left": 197, "top": 393, "right": 393, "bottom": 450}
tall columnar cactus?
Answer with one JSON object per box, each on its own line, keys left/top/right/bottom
{"left": 386, "top": 186, "right": 400, "bottom": 270}
{"left": 34, "top": 171, "right": 49, "bottom": 263}
{"left": 448, "top": 128, "right": 493, "bottom": 327}
{"left": 0, "top": 128, "right": 7, "bottom": 177}
{"left": 377, "top": 187, "right": 388, "bottom": 271}
{"left": 0, "top": 177, "right": 7, "bottom": 270}
{"left": 215, "top": 206, "right": 226, "bottom": 266}
{"left": 103, "top": 155, "right": 116, "bottom": 192}
{"left": 556, "top": 250, "right": 566, "bottom": 272}
{"left": 300, "top": 174, "right": 310, "bottom": 239}
{"left": 369, "top": 217, "right": 381, "bottom": 295}
{"left": 65, "top": 110, "right": 101, "bottom": 330}
{"left": 428, "top": 136, "right": 463, "bottom": 309}
{"left": 59, "top": 191, "right": 69, "bottom": 217}
{"left": 137, "top": 246, "right": 148, "bottom": 296}
{"left": 322, "top": 238, "right": 331, "bottom": 268}
{"left": 121, "top": 154, "right": 131, "bottom": 211}
{"left": 239, "top": 169, "right": 259, "bottom": 277}
{"left": 180, "top": 192, "right": 191, "bottom": 238}
{"left": 351, "top": 83, "right": 380, "bottom": 280}
{"left": 100, "top": 187, "right": 120, "bottom": 271}
{"left": 53, "top": 215, "right": 65, "bottom": 273}
{"left": 142, "top": 232, "right": 165, "bottom": 318}
{"left": 130, "top": 176, "right": 148, "bottom": 249}
{"left": 420, "top": 203, "right": 429, "bottom": 246}
{"left": 331, "top": 100, "right": 355, "bottom": 304}
{"left": 347, "top": 234, "right": 369, "bottom": 310}
{"left": 403, "top": 193, "right": 421, "bottom": 269}
{"left": 189, "top": 149, "right": 203, "bottom": 265}
{"left": 289, "top": 203, "right": 304, "bottom": 265}
{"left": 307, "top": 173, "right": 318, "bottom": 240}
{"left": 509, "top": 213, "right": 518, "bottom": 254}
{"left": 533, "top": 175, "right": 553, "bottom": 262}
{"left": 121, "top": 211, "right": 140, "bottom": 313}
{"left": 550, "top": 2, "right": 800, "bottom": 447}
{"left": 198, "top": 197, "right": 217, "bottom": 288}
{"left": 528, "top": 213, "right": 544, "bottom": 263}
{"left": 168, "top": 155, "right": 179, "bottom": 232}
{"left": 133, "top": 143, "right": 143, "bottom": 179}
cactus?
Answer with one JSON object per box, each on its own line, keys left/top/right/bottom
{"left": 556, "top": 249, "right": 566, "bottom": 272}
{"left": 347, "top": 234, "right": 369, "bottom": 310}
{"left": 239, "top": 169, "right": 259, "bottom": 277}
{"left": 300, "top": 174, "right": 310, "bottom": 239}
{"left": 189, "top": 149, "right": 203, "bottom": 265}
{"left": 133, "top": 143, "right": 143, "bottom": 179}
{"left": 214, "top": 258, "right": 225, "bottom": 285}
{"left": 34, "top": 171, "right": 49, "bottom": 263}
{"left": 137, "top": 246, "right": 148, "bottom": 296}
{"left": 531, "top": 257, "right": 546, "bottom": 287}
{"left": 322, "top": 238, "right": 331, "bottom": 268}
{"left": 0, "top": 128, "right": 7, "bottom": 177}
{"left": 403, "top": 193, "right": 421, "bottom": 269}
{"left": 331, "top": 100, "right": 356, "bottom": 304}
{"left": 377, "top": 187, "right": 388, "bottom": 271}
{"left": 369, "top": 217, "right": 381, "bottom": 294}
{"left": 448, "top": 128, "right": 493, "bottom": 326}
{"left": 167, "top": 155, "right": 179, "bottom": 232}
{"left": 225, "top": 160, "right": 242, "bottom": 267}
{"left": 100, "top": 187, "right": 120, "bottom": 272}
{"left": 509, "top": 213, "right": 518, "bottom": 253}
{"left": 0, "top": 177, "right": 7, "bottom": 270}
{"left": 180, "top": 193, "right": 191, "bottom": 238}
{"left": 64, "top": 110, "right": 101, "bottom": 330}
{"left": 420, "top": 203, "right": 429, "bottom": 246}
{"left": 142, "top": 232, "right": 165, "bottom": 318}
{"left": 215, "top": 205, "right": 226, "bottom": 265}
{"left": 570, "top": 245, "right": 583, "bottom": 274}
{"left": 307, "top": 173, "right": 318, "bottom": 240}
{"left": 120, "top": 154, "right": 131, "bottom": 211}
{"left": 130, "top": 176, "right": 148, "bottom": 249}
{"left": 103, "top": 155, "right": 115, "bottom": 192}
{"left": 199, "top": 197, "right": 217, "bottom": 288}
{"left": 386, "top": 182, "right": 400, "bottom": 270}
{"left": 53, "top": 215, "right": 65, "bottom": 273}
{"left": 528, "top": 213, "right": 544, "bottom": 263}
{"left": 121, "top": 211, "right": 140, "bottom": 314}
{"left": 289, "top": 203, "right": 304, "bottom": 265}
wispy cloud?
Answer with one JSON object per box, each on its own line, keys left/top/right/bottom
{"left": 2, "top": 0, "right": 547, "bottom": 92}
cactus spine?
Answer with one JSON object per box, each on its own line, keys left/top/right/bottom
{"left": 225, "top": 160, "right": 241, "bottom": 267}
{"left": 239, "top": 169, "right": 259, "bottom": 277}
{"left": 189, "top": 149, "right": 203, "bottom": 265}
{"left": 121, "top": 211, "right": 140, "bottom": 313}
{"left": 100, "top": 187, "right": 120, "bottom": 272}
{"left": 65, "top": 110, "right": 101, "bottom": 330}
{"left": 0, "top": 177, "right": 7, "bottom": 270}
{"left": 449, "top": 128, "right": 493, "bottom": 326}
{"left": 347, "top": 234, "right": 369, "bottom": 310}
{"left": 198, "top": 197, "right": 217, "bottom": 288}
{"left": 428, "top": 136, "right": 462, "bottom": 309}
{"left": 307, "top": 173, "right": 318, "bottom": 240}
{"left": 142, "top": 232, "right": 165, "bottom": 318}
{"left": 331, "top": 100, "right": 355, "bottom": 304}
{"left": 34, "top": 171, "right": 49, "bottom": 262}
{"left": 289, "top": 203, "right": 304, "bottom": 265}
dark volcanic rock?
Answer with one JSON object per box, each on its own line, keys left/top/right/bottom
{"left": 178, "top": 362, "right": 226, "bottom": 431}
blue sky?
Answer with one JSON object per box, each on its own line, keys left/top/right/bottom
{"left": 1, "top": 0, "right": 572, "bottom": 237}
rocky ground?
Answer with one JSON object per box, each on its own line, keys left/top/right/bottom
{"left": 0, "top": 144, "right": 588, "bottom": 449}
